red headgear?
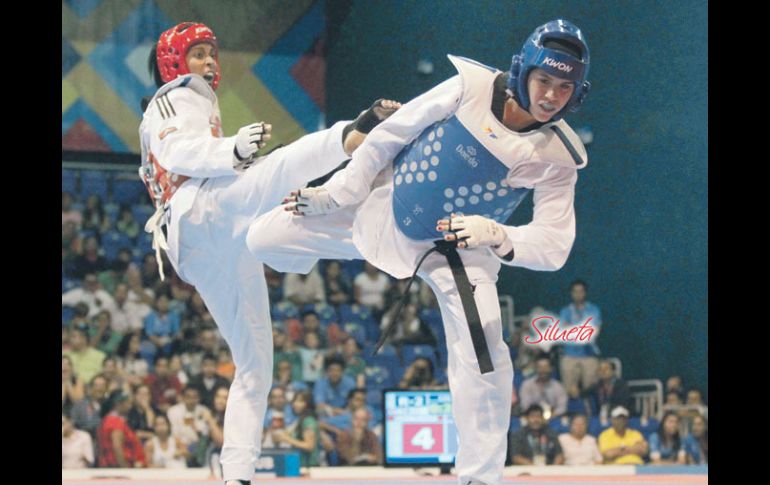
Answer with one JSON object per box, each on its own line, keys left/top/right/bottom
{"left": 156, "top": 22, "right": 221, "bottom": 90}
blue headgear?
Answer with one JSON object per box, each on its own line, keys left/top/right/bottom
{"left": 507, "top": 19, "right": 591, "bottom": 121}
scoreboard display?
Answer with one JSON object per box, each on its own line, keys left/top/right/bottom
{"left": 383, "top": 389, "right": 458, "bottom": 466}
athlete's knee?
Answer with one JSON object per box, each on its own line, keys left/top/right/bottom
{"left": 246, "top": 217, "right": 285, "bottom": 255}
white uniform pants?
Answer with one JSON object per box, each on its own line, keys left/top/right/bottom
{"left": 167, "top": 121, "right": 349, "bottom": 481}
{"left": 246, "top": 206, "right": 513, "bottom": 485}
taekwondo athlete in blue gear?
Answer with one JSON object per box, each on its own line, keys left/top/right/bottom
{"left": 246, "top": 19, "right": 591, "bottom": 485}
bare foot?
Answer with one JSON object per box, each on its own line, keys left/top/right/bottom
{"left": 343, "top": 99, "right": 402, "bottom": 155}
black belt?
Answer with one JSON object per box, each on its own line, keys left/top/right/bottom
{"left": 373, "top": 239, "right": 494, "bottom": 374}
{"left": 160, "top": 206, "right": 170, "bottom": 240}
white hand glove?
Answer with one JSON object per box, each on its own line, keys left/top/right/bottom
{"left": 283, "top": 186, "right": 340, "bottom": 216}
{"left": 448, "top": 214, "right": 513, "bottom": 257}
{"left": 233, "top": 122, "right": 272, "bottom": 170}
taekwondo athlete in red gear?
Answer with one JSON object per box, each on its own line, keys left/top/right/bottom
{"left": 138, "top": 22, "right": 400, "bottom": 485}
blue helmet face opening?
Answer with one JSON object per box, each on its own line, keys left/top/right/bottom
{"left": 507, "top": 19, "right": 591, "bottom": 121}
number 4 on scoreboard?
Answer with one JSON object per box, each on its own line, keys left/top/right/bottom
{"left": 403, "top": 423, "right": 443, "bottom": 454}
{"left": 412, "top": 427, "right": 436, "bottom": 450}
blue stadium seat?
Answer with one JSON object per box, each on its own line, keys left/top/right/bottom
{"left": 112, "top": 177, "right": 147, "bottom": 205}
{"left": 513, "top": 370, "right": 525, "bottom": 392}
{"left": 630, "top": 416, "right": 660, "bottom": 440}
{"left": 304, "top": 303, "right": 338, "bottom": 323}
{"left": 339, "top": 303, "right": 374, "bottom": 323}
{"left": 79, "top": 170, "right": 110, "bottom": 200}
{"left": 364, "top": 321, "right": 381, "bottom": 345}
{"left": 62, "top": 277, "right": 81, "bottom": 293}
{"left": 567, "top": 397, "right": 589, "bottom": 416}
{"left": 365, "top": 388, "right": 383, "bottom": 409}
{"left": 589, "top": 416, "right": 611, "bottom": 437}
{"left": 434, "top": 366, "right": 448, "bottom": 385}
{"left": 549, "top": 415, "right": 571, "bottom": 435}
{"left": 419, "top": 308, "right": 442, "bottom": 325}
{"left": 101, "top": 230, "right": 134, "bottom": 261}
{"left": 401, "top": 344, "right": 438, "bottom": 369}
{"left": 509, "top": 416, "right": 525, "bottom": 433}
{"left": 62, "top": 170, "right": 78, "bottom": 194}
{"left": 131, "top": 204, "right": 155, "bottom": 224}
{"left": 78, "top": 228, "right": 98, "bottom": 241}
{"left": 340, "top": 321, "right": 367, "bottom": 345}
{"left": 62, "top": 306, "right": 76, "bottom": 326}
{"left": 136, "top": 232, "right": 154, "bottom": 256}
{"left": 420, "top": 308, "right": 445, "bottom": 339}
{"left": 103, "top": 204, "right": 120, "bottom": 224}
{"left": 372, "top": 343, "right": 398, "bottom": 358}
{"left": 365, "top": 365, "right": 399, "bottom": 388}
{"left": 341, "top": 260, "right": 365, "bottom": 280}
{"left": 272, "top": 301, "right": 300, "bottom": 321}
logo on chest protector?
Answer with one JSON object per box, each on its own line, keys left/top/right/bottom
{"left": 543, "top": 57, "right": 574, "bottom": 73}
{"left": 456, "top": 144, "right": 479, "bottom": 168}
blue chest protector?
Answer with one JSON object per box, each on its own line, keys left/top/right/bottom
{"left": 392, "top": 116, "right": 530, "bottom": 241}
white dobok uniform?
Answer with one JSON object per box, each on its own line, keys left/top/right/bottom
{"left": 245, "top": 56, "right": 587, "bottom": 485}
{"left": 139, "top": 74, "right": 351, "bottom": 482}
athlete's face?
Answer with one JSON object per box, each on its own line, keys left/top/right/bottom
{"left": 527, "top": 68, "right": 575, "bottom": 122}
{"left": 186, "top": 42, "right": 218, "bottom": 87}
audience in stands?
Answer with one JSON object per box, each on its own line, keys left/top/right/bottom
{"left": 143, "top": 293, "right": 182, "bottom": 357}
{"left": 273, "top": 390, "right": 321, "bottom": 468}
{"left": 62, "top": 355, "right": 86, "bottom": 416}
{"left": 167, "top": 386, "right": 212, "bottom": 466}
{"left": 335, "top": 408, "right": 382, "bottom": 465}
{"left": 97, "top": 391, "right": 146, "bottom": 467}
{"left": 62, "top": 273, "right": 117, "bottom": 319}
{"left": 126, "top": 383, "right": 157, "bottom": 443}
{"left": 598, "top": 406, "right": 648, "bottom": 465}
{"left": 314, "top": 355, "right": 357, "bottom": 418}
{"left": 82, "top": 194, "right": 111, "bottom": 235}
{"left": 585, "top": 359, "right": 632, "bottom": 419}
{"left": 353, "top": 262, "right": 390, "bottom": 316}
{"left": 666, "top": 375, "right": 685, "bottom": 402}
{"left": 273, "top": 326, "right": 304, "bottom": 381}
{"left": 648, "top": 412, "right": 686, "bottom": 465}
{"left": 323, "top": 261, "right": 353, "bottom": 306}
{"left": 188, "top": 353, "right": 231, "bottom": 409}
{"left": 337, "top": 337, "right": 367, "bottom": 388}
{"left": 299, "top": 331, "right": 326, "bottom": 384}
{"left": 71, "top": 374, "right": 109, "bottom": 439}
{"left": 558, "top": 414, "right": 602, "bottom": 465}
{"left": 684, "top": 414, "right": 707, "bottom": 465}
{"left": 115, "top": 333, "right": 150, "bottom": 388}
{"left": 518, "top": 356, "right": 568, "bottom": 418}
{"left": 284, "top": 266, "right": 326, "bottom": 306}
{"left": 319, "top": 388, "right": 376, "bottom": 433}
{"left": 398, "top": 357, "right": 442, "bottom": 390}
{"left": 381, "top": 302, "right": 436, "bottom": 346}
{"left": 264, "top": 385, "right": 298, "bottom": 430}
{"left": 509, "top": 404, "right": 564, "bottom": 465}
{"left": 64, "top": 325, "right": 106, "bottom": 383}
{"left": 62, "top": 192, "right": 83, "bottom": 229}
{"left": 62, "top": 413, "right": 94, "bottom": 469}
{"left": 60, "top": 175, "right": 708, "bottom": 471}
{"left": 144, "top": 355, "right": 182, "bottom": 413}
{"left": 144, "top": 414, "right": 189, "bottom": 468}
{"left": 558, "top": 280, "right": 603, "bottom": 395}
{"left": 116, "top": 205, "right": 140, "bottom": 240}
{"left": 72, "top": 236, "right": 110, "bottom": 279}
